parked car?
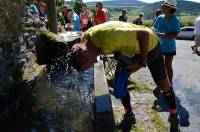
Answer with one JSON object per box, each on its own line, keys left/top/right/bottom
{"left": 177, "top": 26, "right": 194, "bottom": 40}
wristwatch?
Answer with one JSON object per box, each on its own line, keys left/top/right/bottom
{"left": 138, "top": 60, "right": 147, "bottom": 67}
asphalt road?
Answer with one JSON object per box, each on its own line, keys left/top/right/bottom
{"left": 129, "top": 39, "right": 200, "bottom": 132}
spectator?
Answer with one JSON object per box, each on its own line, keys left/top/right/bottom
{"left": 95, "top": 1, "right": 107, "bottom": 25}
{"left": 119, "top": 9, "right": 128, "bottom": 22}
{"left": 191, "top": 16, "right": 200, "bottom": 53}
{"left": 61, "top": 5, "right": 68, "bottom": 23}
{"left": 152, "top": 9, "right": 162, "bottom": 26}
{"left": 80, "top": 3, "right": 94, "bottom": 31}
{"left": 38, "top": 2, "right": 47, "bottom": 27}
{"left": 30, "top": 0, "right": 38, "bottom": 15}
{"left": 153, "top": 0, "right": 180, "bottom": 92}
{"left": 65, "top": 9, "right": 80, "bottom": 31}
{"left": 133, "top": 12, "right": 144, "bottom": 25}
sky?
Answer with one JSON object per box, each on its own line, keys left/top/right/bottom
{"left": 66, "top": 0, "right": 200, "bottom": 3}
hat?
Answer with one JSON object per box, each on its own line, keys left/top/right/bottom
{"left": 139, "top": 12, "right": 144, "bottom": 16}
{"left": 162, "top": 0, "right": 177, "bottom": 9}
{"left": 122, "top": 9, "right": 128, "bottom": 13}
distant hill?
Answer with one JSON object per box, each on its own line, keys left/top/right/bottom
{"left": 86, "top": 0, "right": 200, "bottom": 19}
{"left": 87, "top": 0, "right": 146, "bottom": 7}
{"left": 143, "top": 0, "right": 200, "bottom": 19}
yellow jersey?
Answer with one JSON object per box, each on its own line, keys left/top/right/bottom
{"left": 81, "top": 21, "right": 158, "bottom": 57}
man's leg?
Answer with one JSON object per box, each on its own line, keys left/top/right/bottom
{"left": 120, "top": 92, "right": 133, "bottom": 114}
{"left": 147, "top": 45, "right": 179, "bottom": 131}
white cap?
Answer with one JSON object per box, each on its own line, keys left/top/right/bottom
{"left": 139, "top": 12, "right": 144, "bottom": 16}
{"left": 163, "top": 0, "right": 177, "bottom": 9}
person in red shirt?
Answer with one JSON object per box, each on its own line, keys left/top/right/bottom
{"left": 95, "top": 2, "right": 106, "bottom": 25}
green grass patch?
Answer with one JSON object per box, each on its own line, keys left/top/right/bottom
{"left": 128, "top": 80, "right": 152, "bottom": 93}
{"left": 149, "top": 107, "right": 169, "bottom": 132}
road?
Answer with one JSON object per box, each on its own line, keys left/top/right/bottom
{"left": 128, "top": 39, "right": 200, "bottom": 132}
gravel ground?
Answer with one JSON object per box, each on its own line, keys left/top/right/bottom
{"left": 111, "top": 40, "right": 200, "bottom": 132}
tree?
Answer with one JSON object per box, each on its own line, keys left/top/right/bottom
{"left": 71, "top": 0, "right": 82, "bottom": 15}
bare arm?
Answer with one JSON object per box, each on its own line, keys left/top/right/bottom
{"left": 157, "top": 32, "right": 179, "bottom": 38}
{"left": 125, "top": 30, "right": 149, "bottom": 73}
{"left": 136, "top": 29, "right": 149, "bottom": 63}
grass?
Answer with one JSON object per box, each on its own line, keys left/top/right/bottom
{"left": 128, "top": 79, "right": 153, "bottom": 93}
{"left": 149, "top": 107, "right": 169, "bottom": 132}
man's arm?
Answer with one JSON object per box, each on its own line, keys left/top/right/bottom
{"left": 125, "top": 30, "right": 149, "bottom": 73}
{"left": 136, "top": 29, "right": 149, "bottom": 64}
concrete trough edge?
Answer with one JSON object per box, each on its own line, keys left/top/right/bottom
{"left": 94, "top": 60, "right": 115, "bottom": 132}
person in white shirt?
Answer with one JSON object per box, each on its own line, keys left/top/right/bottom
{"left": 191, "top": 16, "right": 200, "bottom": 53}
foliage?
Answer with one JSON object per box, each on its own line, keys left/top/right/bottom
{"left": 0, "top": 0, "right": 24, "bottom": 42}
{"left": 56, "top": 0, "right": 64, "bottom": 7}
{"left": 179, "top": 16, "right": 195, "bottom": 27}
{"left": 71, "top": 0, "right": 82, "bottom": 15}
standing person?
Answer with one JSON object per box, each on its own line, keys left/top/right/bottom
{"left": 65, "top": 9, "right": 80, "bottom": 31}
{"left": 61, "top": 5, "right": 68, "bottom": 23}
{"left": 30, "top": 0, "right": 38, "bottom": 15}
{"left": 191, "top": 16, "right": 200, "bottom": 53}
{"left": 152, "top": 9, "right": 162, "bottom": 26}
{"left": 119, "top": 9, "right": 128, "bottom": 22}
{"left": 153, "top": 0, "right": 180, "bottom": 92}
{"left": 80, "top": 3, "right": 94, "bottom": 31}
{"left": 38, "top": 2, "right": 47, "bottom": 27}
{"left": 70, "top": 21, "right": 180, "bottom": 132}
{"left": 133, "top": 12, "right": 144, "bottom": 25}
{"left": 95, "top": 1, "right": 107, "bottom": 25}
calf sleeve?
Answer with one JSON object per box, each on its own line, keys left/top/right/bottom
{"left": 120, "top": 92, "right": 132, "bottom": 113}
{"left": 163, "top": 87, "right": 177, "bottom": 114}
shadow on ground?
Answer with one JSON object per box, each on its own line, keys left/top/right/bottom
{"left": 153, "top": 93, "right": 190, "bottom": 127}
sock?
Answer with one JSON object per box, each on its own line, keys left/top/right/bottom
{"left": 163, "top": 87, "right": 177, "bottom": 115}
{"left": 120, "top": 92, "right": 133, "bottom": 114}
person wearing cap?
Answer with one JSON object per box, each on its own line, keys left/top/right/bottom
{"left": 80, "top": 3, "right": 94, "bottom": 31}
{"left": 152, "top": 9, "right": 162, "bottom": 26}
{"left": 70, "top": 21, "right": 180, "bottom": 131}
{"left": 133, "top": 12, "right": 144, "bottom": 25}
{"left": 153, "top": 0, "right": 180, "bottom": 97}
{"left": 119, "top": 9, "right": 128, "bottom": 22}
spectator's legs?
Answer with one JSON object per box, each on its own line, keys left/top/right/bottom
{"left": 164, "top": 56, "right": 174, "bottom": 85}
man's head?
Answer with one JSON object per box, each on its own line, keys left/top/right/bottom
{"left": 70, "top": 43, "right": 98, "bottom": 71}
{"left": 122, "top": 9, "right": 128, "bottom": 15}
{"left": 96, "top": 1, "right": 103, "bottom": 11}
{"left": 39, "top": 2, "right": 46, "bottom": 11}
{"left": 139, "top": 12, "right": 144, "bottom": 18}
{"left": 81, "top": 3, "right": 88, "bottom": 11}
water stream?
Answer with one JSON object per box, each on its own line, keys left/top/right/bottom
{"left": 1, "top": 66, "right": 95, "bottom": 132}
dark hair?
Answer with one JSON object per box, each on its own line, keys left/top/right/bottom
{"left": 69, "top": 50, "right": 85, "bottom": 71}
{"left": 170, "top": 8, "right": 176, "bottom": 14}
{"left": 96, "top": 1, "right": 103, "bottom": 7}
{"left": 155, "top": 9, "right": 162, "bottom": 16}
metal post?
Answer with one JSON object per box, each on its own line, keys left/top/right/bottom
{"left": 46, "top": 0, "right": 58, "bottom": 34}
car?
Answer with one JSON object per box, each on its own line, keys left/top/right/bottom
{"left": 177, "top": 26, "right": 194, "bottom": 40}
